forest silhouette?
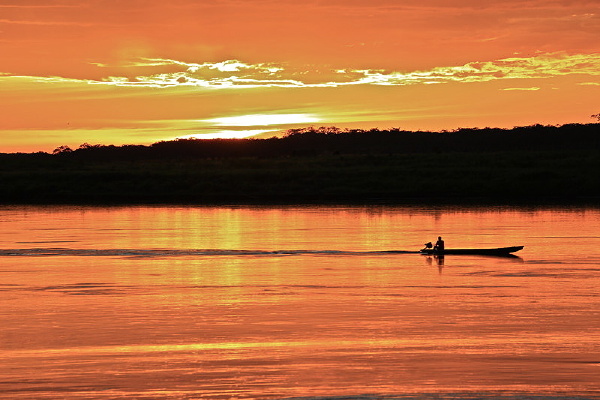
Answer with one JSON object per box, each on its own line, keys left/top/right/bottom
{"left": 1, "top": 123, "right": 599, "bottom": 204}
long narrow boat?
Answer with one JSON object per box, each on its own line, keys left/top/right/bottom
{"left": 420, "top": 245, "right": 523, "bottom": 256}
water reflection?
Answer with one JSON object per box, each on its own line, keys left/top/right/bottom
{"left": 424, "top": 254, "right": 445, "bottom": 273}
{"left": 434, "top": 255, "right": 445, "bottom": 271}
{"left": 0, "top": 205, "right": 599, "bottom": 399}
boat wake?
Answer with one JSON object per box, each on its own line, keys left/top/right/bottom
{"left": 0, "top": 248, "right": 419, "bottom": 258}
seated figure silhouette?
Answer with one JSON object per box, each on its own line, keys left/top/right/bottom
{"left": 433, "top": 236, "right": 445, "bottom": 253}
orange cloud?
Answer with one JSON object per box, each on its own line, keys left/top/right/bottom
{"left": 4, "top": 52, "right": 592, "bottom": 89}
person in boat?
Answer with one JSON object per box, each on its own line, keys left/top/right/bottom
{"left": 433, "top": 236, "right": 445, "bottom": 253}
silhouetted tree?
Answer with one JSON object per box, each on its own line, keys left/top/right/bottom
{"left": 52, "top": 145, "right": 73, "bottom": 155}
{"left": 78, "top": 143, "right": 102, "bottom": 150}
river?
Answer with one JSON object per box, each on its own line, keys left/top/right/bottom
{"left": 1, "top": 205, "right": 599, "bottom": 399}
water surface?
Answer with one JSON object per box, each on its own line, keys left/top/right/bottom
{"left": 1, "top": 205, "right": 599, "bottom": 399}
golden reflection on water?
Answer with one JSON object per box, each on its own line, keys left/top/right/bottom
{"left": 1, "top": 205, "right": 599, "bottom": 399}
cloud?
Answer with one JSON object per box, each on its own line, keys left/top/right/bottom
{"left": 501, "top": 87, "right": 541, "bottom": 91}
{"left": 1, "top": 74, "right": 96, "bottom": 85}
{"left": 344, "top": 53, "right": 600, "bottom": 86}
{"left": 0, "top": 4, "right": 81, "bottom": 8}
{"left": 93, "top": 58, "right": 298, "bottom": 88}
{"left": 0, "top": 19, "right": 92, "bottom": 26}
{"left": 125, "top": 58, "right": 283, "bottom": 74}
{"left": 109, "top": 53, "right": 600, "bottom": 88}
{"left": 3, "top": 52, "right": 599, "bottom": 90}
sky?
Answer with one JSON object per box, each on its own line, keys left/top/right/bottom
{"left": 0, "top": 0, "right": 599, "bottom": 153}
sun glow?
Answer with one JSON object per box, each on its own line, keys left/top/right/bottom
{"left": 206, "top": 113, "right": 320, "bottom": 127}
{"left": 173, "top": 113, "right": 322, "bottom": 140}
{"left": 179, "top": 129, "right": 277, "bottom": 140}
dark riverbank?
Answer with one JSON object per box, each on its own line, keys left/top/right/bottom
{"left": 2, "top": 124, "right": 599, "bottom": 205}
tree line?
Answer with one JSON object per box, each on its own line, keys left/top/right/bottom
{"left": 11, "top": 123, "right": 597, "bottom": 161}
{"left": 0, "top": 123, "right": 598, "bottom": 204}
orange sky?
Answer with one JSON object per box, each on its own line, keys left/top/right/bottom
{"left": 1, "top": 0, "right": 599, "bottom": 152}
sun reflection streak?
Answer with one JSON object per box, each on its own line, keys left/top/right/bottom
{"left": 2, "top": 334, "right": 591, "bottom": 360}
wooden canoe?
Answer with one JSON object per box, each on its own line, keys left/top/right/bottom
{"left": 420, "top": 245, "right": 524, "bottom": 256}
